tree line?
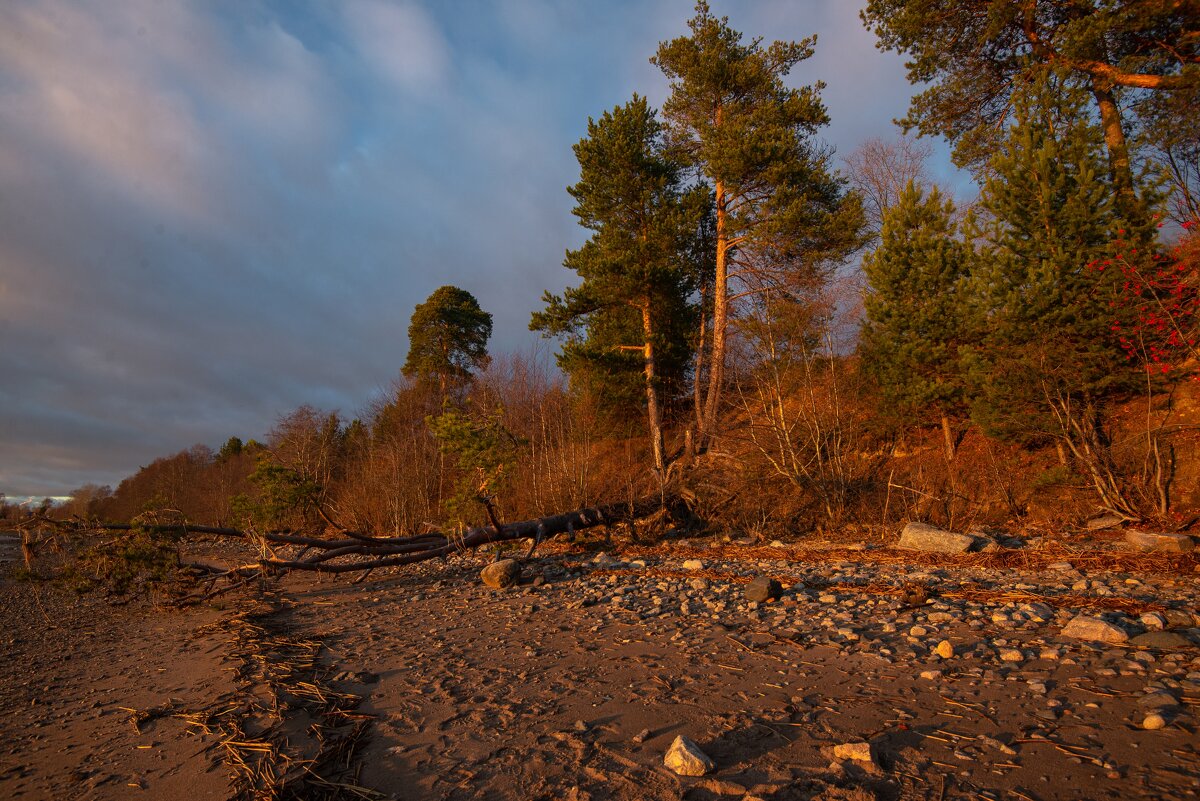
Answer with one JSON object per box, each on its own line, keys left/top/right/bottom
{"left": 59, "top": 2, "right": 1198, "bottom": 534}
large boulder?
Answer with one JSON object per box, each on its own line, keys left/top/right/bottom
{"left": 897, "top": 522, "right": 978, "bottom": 554}
{"left": 745, "top": 576, "right": 783, "bottom": 603}
{"left": 664, "top": 736, "right": 714, "bottom": 776}
{"left": 1060, "top": 614, "right": 1130, "bottom": 643}
{"left": 1125, "top": 529, "right": 1195, "bottom": 553}
{"left": 480, "top": 558, "right": 520, "bottom": 589}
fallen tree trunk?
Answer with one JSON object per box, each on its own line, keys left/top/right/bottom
{"left": 24, "top": 494, "right": 683, "bottom": 582}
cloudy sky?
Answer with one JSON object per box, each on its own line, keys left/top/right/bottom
{"left": 0, "top": 0, "right": 970, "bottom": 498}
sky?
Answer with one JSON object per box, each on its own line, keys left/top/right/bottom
{"left": 0, "top": 0, "right": 971, "bottom": 499}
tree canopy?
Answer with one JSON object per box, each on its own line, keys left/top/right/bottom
{"left": 653, "top": 1, "right": 865, "bottom": 448}
{"left": 403, "top": 286, "right": 493, "bottom": 393}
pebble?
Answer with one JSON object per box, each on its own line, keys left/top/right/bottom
{"left": 935, "top": 640, "right": 954, "bottom": 659}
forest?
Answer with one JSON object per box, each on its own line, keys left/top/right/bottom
{"left": 18, "top": 1, "right": 1199, "bottom": 545}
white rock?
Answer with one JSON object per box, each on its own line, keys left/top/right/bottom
{"left": 664, "top": 735, "right": 714, "bottom": 776}
{"left": 999, "top": 648, "right": 1024, "bottom": 662}
{"left": 682, "top": 559, "right": 705, "bottom": 571}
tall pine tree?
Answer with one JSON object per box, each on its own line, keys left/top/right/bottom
{"left": 531, "top": 96, "right": 707, "bottom": 476}
{"left": 653, "top": 2, "right": 864, "bottom": 452}
{"left": 859, "top": 181, "right": 970, "bottom": 458}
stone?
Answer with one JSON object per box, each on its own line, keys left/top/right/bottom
{"left": 745, "top": 576, "right": 783, "bottom": 603}
{"left": 919, "top": 669, "right": 943, "bottom": 680}
{"left": 663, "top": 735, "right": 714, "bottom": 776}
{"left": 1163, "top": 609, "right": 1196, "bottom": 628}
{"left": 1142, "top": 712, "right": 1169, "bottom": 730}
{"left": 897, "top": 522, "right": 978, "bottom": 554}
{"left": 999, "top": 648, "right": 1024, "bottom": 662}
{"left": 480, "top": 559, "right": 520, "bottom": 589}
{"left": 631, "top": 728, "right": 651, "bottom": 744}
{"left": 1125, "top": 529, "right": 1195, "bottom": 553}
{"left": 1085, "top": 514, "right": 1124, "bottom": 531}
{"left": 832, "top": 742, "right": 873, "bottom": 763}
{"left": 1061, "top": 615, "right": 1130, "bottom": 644}
{"left": 682, "top": 559, "right": 705, "bottom": 571}
{"left": 1129, "top": 631, "right": 1192, "bottom": 649}
{"left": 935, "top": 640, "right": 955, "bottom": 659}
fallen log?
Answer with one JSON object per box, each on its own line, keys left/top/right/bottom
{"left": 22, "top": 493, "right": 683, "bottom": 582}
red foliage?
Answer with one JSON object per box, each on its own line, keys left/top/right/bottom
{"left": 1091, "top": 220, "right": 1199, "bottom": 380}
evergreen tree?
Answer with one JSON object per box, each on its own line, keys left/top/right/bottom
{"left": 531, "top": 96, "right": 706, "bottom": 475}
{"left": 859, "top": 181, "right": 970, "bottom": 457}
{"left": 862, "top": 0, "right": 1199, "bottom": 207}
{"left": 403, "top": 286, "right": 493, "bottom": 395}
{"left": 962, "top": 75, "right": 1154, "bottom": 515}
{"left": 653, "top": 2, "right": 864, "bottom": 450}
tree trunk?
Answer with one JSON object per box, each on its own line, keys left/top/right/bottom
{"left": 700, "top": 177, "right": 729, "bottom": 449}
{"left": 940, "top": 414, "right": 956, "bottom": 462}
{"left": 1091, "top": 78, "right": 1136, "bottom": 213}
{"left": 640, "top": 302, "right": 666, "bottom": 478}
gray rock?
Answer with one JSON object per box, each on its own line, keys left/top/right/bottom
{"left": 745, "top": 576, "right": 783, "bottom": 603}
{"left": 1061, "top": 615, "right": 1130, "bottom": 643}
{"left": 1086, "top": 514, "right": 1124, "bottom": 531}
{"left": 1129, "top": 631, "right": 1193, "bottom": 649}
{"left": 481, "top": 559, "right": 520, "bottom": 589}
{"left": 1126, "top": 529, "right": 1195, "bottom": 553}
{"left": 897, "top": 522, "right": 978, "bottom": 554}
{"left": 664, "top": 735, "right": 714, "bottom": 776}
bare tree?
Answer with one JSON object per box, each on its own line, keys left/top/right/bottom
{"left": 844, "top": 135, "right": 933, "bottom": 242}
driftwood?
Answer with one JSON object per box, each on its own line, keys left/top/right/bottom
{"left": 20, "top": 494, "right": 683, "bottom": 599}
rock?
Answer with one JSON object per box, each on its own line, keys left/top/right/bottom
{"left": 663, "top": 735, "right": 714, "bottom": 776}
{"left": 832, "top": 742, "right": 873, "bottom": 763}
{"left": 631, "top": 728, "right": 651, "bottom": 744}
{"left": 1047, "top": 562, "right": 1075, "bottom": 571}
{"left": 1163, "top": 609, "right": 1196, "bottom": 628}
{"left": 1142, "top": 712, "right": 1169, "bottom": 730}
{"left": 682, "top": 559, "right": 705, "bottom": 571}
{"left": 1061, "top": 615, "right": 1130, "bottom": 644}
{"left": 897, "top": 522, "right": 978, "bottom": 554}
{"left": 1129, "top": 631, "right": 1192, "bottom": 649}
{"left": 999, "top": 648, "right": 1024, "bottom": 662}
{"left": 935, "top": 640, "right": 955, "bottom": 659}
{"left": 745, "top": 576, "right": 783, "bottom": 603}
{"left": 1125, "top": 529, "right": 1195, "bottom": 553}
{"left": 696, "top": 778, "right": 748, "bottom": 796}
{"left": 919, "top": 669, "right": 943, "bottom": 680}
{"left": 1138, "top": 612, "right": 1166, "bottom": 631}
{"left": 481, "top": 559, "right": 520, "bottom": 589}
{"left": 1137, "top": 691, "right": 1178, "bottom": 709}
{"left": 1086, "top": 514, "right": 1124, "bottom": 531}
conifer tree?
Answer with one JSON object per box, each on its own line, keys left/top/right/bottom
{"left": 859, "top": 181, "right": 970, "bottom": 458}
{"left": 531, "top": 96, "right": 706, "bottom": 476}
{"left": 403, "top": 286, "right": 493, "bottom": 395}
{"left": 962, "top": 75, "right": 1154, "bottom": 515}
{"left": 653, "top": 2, "right": 864, "bottom": 450}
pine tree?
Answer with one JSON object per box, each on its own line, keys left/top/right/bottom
{"left": 403, "top": 286, "right": 493, "bottom": 395}
{"left": 531, "top": 96, "right": 706, "bottom": 476}
{"left": 962, "top": 75, "right": 1155, "bottom": 516}
{"left": 859, "top": 181, "right": 970, "bottom": 457}
{"left": 653, "top": 2, "right": 864, "bottom": 450}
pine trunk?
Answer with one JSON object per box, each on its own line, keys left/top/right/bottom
{"left": 700, "top": 178, "right": 728, "bottom": 449}
{"left": 641, "top": 302, "right": 666, "bottom": 477}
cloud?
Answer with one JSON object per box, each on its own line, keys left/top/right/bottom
{"left": 0, "top": 0, "right": 966, "bottom": 497}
